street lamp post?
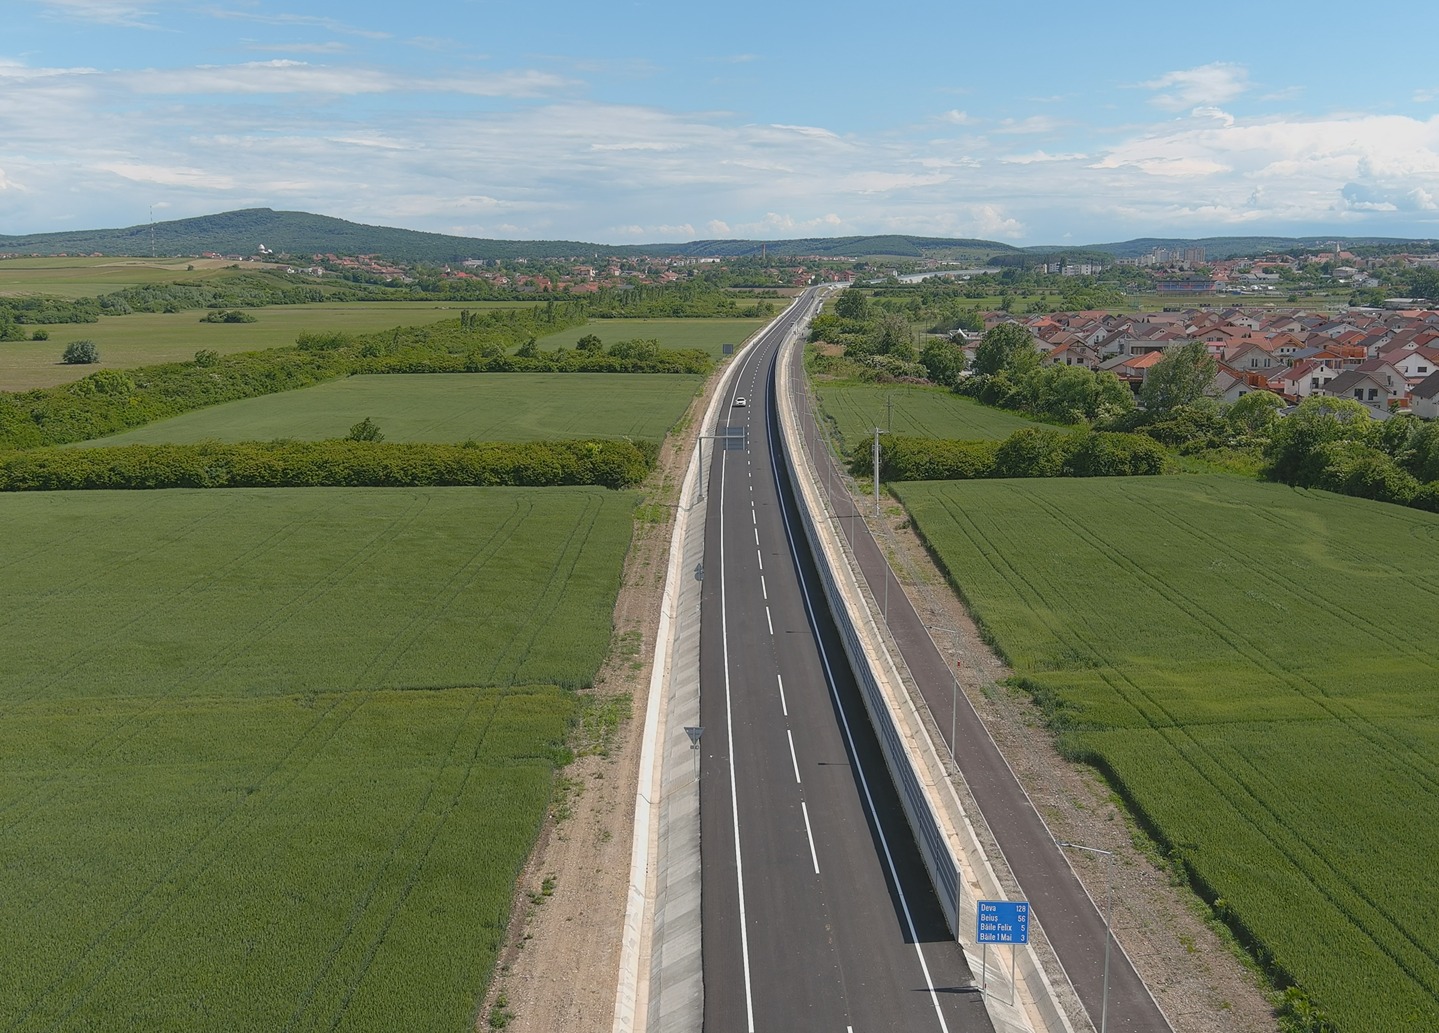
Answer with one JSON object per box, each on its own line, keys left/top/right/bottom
{"left": 1055, "top": 840, "right": 1115, "bottom": 1033}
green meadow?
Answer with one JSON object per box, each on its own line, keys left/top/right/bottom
{"left": 813, "top": 379, "right": 1039, "bottom": 452}
{"left": 895, "top": 475, "right": 1439, "bottom": 1033}
{"left": 0, "top": 256, "right": 244, "bottom": 298}
{"left": 0, "top": 302, "right": 532, "bottom": 392}
{"left": 80, "top": 372, "right": 703, "bottom": 446}
{"left": 542, "top": 316, "right": 768, "bottom": 358}
{"left": 0, "top": 486, "right": 636, "bottom": 1031}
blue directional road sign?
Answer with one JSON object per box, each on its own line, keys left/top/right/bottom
{"left": 976, "top": 900, "right": 1030, "bottom": 945}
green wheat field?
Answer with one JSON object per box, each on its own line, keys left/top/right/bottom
{"left": 896, "top": 474, "right": 1439, "bottom": 1032}
{"left": 0, "top": 486, "right": 635, "bottom": 1031}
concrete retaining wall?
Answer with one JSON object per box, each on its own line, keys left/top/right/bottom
{"left": 773, "top": 339, "right": 1079, "bottom": 1033}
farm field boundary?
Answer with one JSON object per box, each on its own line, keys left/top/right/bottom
{"left": 894, "top": 474, "right": 1439, "bottom": 1033}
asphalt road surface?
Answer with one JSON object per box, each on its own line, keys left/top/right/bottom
{"left": 698, "top": 290, "right": 994, "bottom": 1033}
{"left": 785, "top": 328, "right": 1174, "bottom": 1033}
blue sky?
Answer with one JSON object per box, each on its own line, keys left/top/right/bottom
{"left": 4, "top": 0, "right": 1439, "bottom": 245}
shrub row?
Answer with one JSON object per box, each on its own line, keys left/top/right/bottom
{"left": 0, "top": 438, "right": 655, "bottom": 492}
{"left": 351, "top": 348, "right": 713, "bottom": 376}
{"left": 0, "top": 351, "right": 350, "bottom": 451}
{"left": 0, "top": 304, "right": 712, "bottom": 451}
{"left": 853, "top": 427, "right": 1168, "bottom": 481}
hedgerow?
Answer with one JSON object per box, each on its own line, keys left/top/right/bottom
{"left": 852, "top": 427, "right": 1166, "bottom": 481}
{"left": 0, "top": 438, "right": 654, "bottom": 492}
{"left": 0, "top": 302, "right": 714, "bottom": 451}
{"left": 352, "top": 348, "right": 712, "bottom": 375}
{"left": 0, "top": 351, "right": 350, "bottom": 450}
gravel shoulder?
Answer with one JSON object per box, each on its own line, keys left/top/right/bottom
{"left": 481, "top": 362, "right": 1280, "bottom": 1033}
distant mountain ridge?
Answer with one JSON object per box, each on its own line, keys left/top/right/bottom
{"left": 1, "top": 208, "right": 1433, "bottom": 264}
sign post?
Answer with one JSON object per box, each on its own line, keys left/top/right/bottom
{"left": 684, "top": 726, "right": 703, "bottom": 779}
{"left": 976, "top": 900, "right": 1029, "bottom": 1003}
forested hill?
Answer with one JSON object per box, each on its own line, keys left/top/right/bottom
{"left": 0, "top": 209, "right": 1025, "bottom": 263}
{"left": 0, "top": 209, "right": 643, "bottom": 264}
{"left": 3, "top": 208, "right": 1433, "bottom": 264}
{"left": 1081, "top": 235, "right": 1436, "bottom": 260}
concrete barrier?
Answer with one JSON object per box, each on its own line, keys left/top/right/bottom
{"left": 773, "top": 338, "right": 1079, "bottom": 1033}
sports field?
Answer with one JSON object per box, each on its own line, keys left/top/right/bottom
{"left": 813, "top": 380, "right": 1038, "bottom": 451}
{"left": 0, "top": 486, "right": 635, "bottom": 1031}
{"left": 81, "top": 372, "right": 703, "bottom": 446}
{"left": 0, "top": 302, "right": 530, "bottom": 392}
{"left": 895, "top": 475, "right": 1439, "bottom": 1033}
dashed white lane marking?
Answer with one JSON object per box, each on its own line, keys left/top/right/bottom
{"left": 787, "top": 729, "right": 802, "bottom": 783}
{"left": 760, "top": 575, "right": 767, "bottom": 600}
{"left": 756, "top": 549, "right": 763, "bottom": 571}
{"left": 777, "top": 673, "right": 787, "bottom": 716}
{"left": 716, "top": 430, "right": 757, "bottom": 1032}
{"left": 768, "top": 408, "right": 953, "bottom": 1033}
{"left": 753, "top": 527, "right": 759, "bottom": 546}
{"left": 801, "top": 801, "right": 821, "bottom": 875}
{"left": 765, "top": 606, "right": 773, "bottom": 635}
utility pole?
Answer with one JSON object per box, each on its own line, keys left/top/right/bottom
{"left": 1055, "top": 841, "right": 1115, "bottom": 1033}
{"left": 873, "top": 426, "right": 882, "bottom": 519}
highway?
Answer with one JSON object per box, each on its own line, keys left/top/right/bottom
{"left": 787, "top": 344, "right": 1173, "bottom": 1033}
{"left": 697, "top": 289, "right": 993, "bottom": 1033}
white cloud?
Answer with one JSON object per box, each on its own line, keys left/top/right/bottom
{"left": 95, "top": 161, "right": 237, "bottom": 189}
{"left": 36, "top": 0, "right": 166, "bottom": 28}
{"left": 1001, "top": 151, "right": 1087, "bottom": 165}
{"left": 124, "top": 61, "right": 571, "bottom": 98}
{"left": 1191, "top": 106, "right": 1235, "bottom": 127}
{"left": 765, "top": 124, "right": 842, "bottom": 142}
{"left": 841, "top": 171, "right": 949, "bottom": 193}
{"left": 247, "top": 42, "right": 352, "bottom": 55}
{"left": 1084, "top": 111, "right": 1439, "bottom": 229}
{"left": 6, "top": 41, "right": 1439, "bottom": 247}
{"left": 1142, "top": 62, "right": 1250, "bottom": 111}
{"left": 996, "top": 116, "right": 1065, "bottom": 135}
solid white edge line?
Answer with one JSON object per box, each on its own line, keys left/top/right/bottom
{"left": 767, "top": 377, "right": 952, "bottom": 1033}
{"left": 721, "top": 360, "right": 758, "bottom": 1033}
{"left": 801, "top": 801, "right": 821, "bottom": 875}
{"left": 787, "top": 728, "right": 802, "bottom": 784}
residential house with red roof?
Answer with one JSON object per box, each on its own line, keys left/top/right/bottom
{"left": 1269, "top": 359, "right": 1341, "bottom": 402}
{"left": 1324, "top": 359, "right": 1407, "bottom": 410}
